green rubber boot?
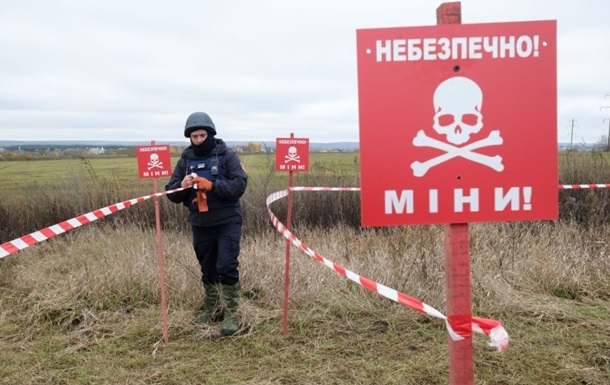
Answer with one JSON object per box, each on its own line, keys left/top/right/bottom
{"left": 220, "top": 282, "right": 241, "bottom": 336}
{"left": 194, "top": 284, "right": 223, "bottom": 324}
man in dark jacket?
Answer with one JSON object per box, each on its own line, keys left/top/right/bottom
{"left": 165, "top": 111, "right": 248, "bottom": 335}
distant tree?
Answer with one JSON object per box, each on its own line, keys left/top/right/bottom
{"left": 247, "top": 142, "right": 262, "bottom": 153}
{"left": 170, "top": 145, "right": 185, "bottom": 156}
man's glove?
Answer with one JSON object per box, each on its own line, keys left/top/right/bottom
{"left": 193, "top": 176, "right": 213, "bottom": 191}
{"left": 193, "top": 190, "right": 209, "bottom": 212}
{"left": 191, "top": 176, "right": 212, "bottom": 212}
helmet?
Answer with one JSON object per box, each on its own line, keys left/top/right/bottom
{"left": 184, "top": 112, "right": 217, "bottom": 137}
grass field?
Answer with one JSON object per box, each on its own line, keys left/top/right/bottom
{"left": 0, "top": 151, "right": 609, "bottom": 384}
{"left": 0, "top": 152, "right": 360, "bottom": 193}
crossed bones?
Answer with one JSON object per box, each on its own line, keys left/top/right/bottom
{"left": 147, "top": 161, "right": 163, "bottom": 170}
{"left": 285, "top": 154, "right": 300, "bottom": 163}
{"left": 410, "top": 130, "right": 504, "bottom": 177}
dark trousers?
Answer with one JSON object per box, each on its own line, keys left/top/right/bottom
{"left": 192, "top": 221, "right": 241, "bottom": 286}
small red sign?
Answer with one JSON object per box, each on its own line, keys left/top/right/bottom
{"left": 275, "top": 137, "right": 309, "bottom": 172}
{"left": 136, "top": 145, "right": 172, "bottom": 179}
{"left": 357, "top": 20, "right": 557, "bottom": 226}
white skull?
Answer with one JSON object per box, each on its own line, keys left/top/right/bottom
{"left": 150, "top": 153, "right": 159, "bottom": 164}
{"left": 288, "top": 146, "right": 297, "bottom": 158}
{"left": 432, "top": 76, "right": 483, "bottom": 145}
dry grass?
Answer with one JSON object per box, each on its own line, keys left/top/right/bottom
{"left": 1, "top": 151, "right": 610, "bottom": 384}
{"left": 1, "top": 219, "right": 609, "bottom": 384}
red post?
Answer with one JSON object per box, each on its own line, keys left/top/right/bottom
{"left": 444, "top": 223, "right": 473, "bottom": 384}
{"left": 437, "top": 3, "right": 474, "bottom": 385}
{"left": 436, "top": 1, "right": 462, "bottom": 24}
{"left": 152, "top": 140, "right": 169, "bottom": 344}
{"left": 282, "top": 133, "right": 295, "bottom": 335}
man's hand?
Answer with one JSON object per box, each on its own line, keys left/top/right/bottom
{"left": 181, "top": 173, "right": 196, "bottom": 188}
{"left": 192, "top": 176, "right": 213, "bottom": 191}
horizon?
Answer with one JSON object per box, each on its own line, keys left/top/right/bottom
{"left": 0, "top": 139, "right": 600, "bottom": 145}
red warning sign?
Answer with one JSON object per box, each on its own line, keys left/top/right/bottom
{"left": 357, "top": 20, "right": 557, "bottom": 226}
{"left": 136, "top": 145, "right": 172, "bottom": 179}
{"left": 275, "top": 137, "right": 309, "bottom": 172}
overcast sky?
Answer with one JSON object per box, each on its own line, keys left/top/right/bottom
{"left": 1, "top": 0, "right": 609, "bottom": 144}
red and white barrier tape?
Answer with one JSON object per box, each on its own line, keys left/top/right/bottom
{"left": 558, "top": 184, "right": 610, "bottom": 189}
{"left": 3, "top": 182, "right": 607, "bottom": 260}
{"left": 2, "top": 182, "right": 608, "bottom": 344}
{"left": 267, "top": 187, "right": 510, "bottom": 351}
{"left": 0, "top": 188, "right": 183, "bottom": 259}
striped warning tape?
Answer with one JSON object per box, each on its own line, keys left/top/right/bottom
{"left": 558, "top": 183, "right": 610, "bottom": 189}
{"left": 2, "top": 183, "right": 607, "bottom": 260}
{"left": 2, "top": 182, "right": 608, "bottom": 344}
{"left": 267, "top": 187, "right": 511, "bottom": 351}
{"left": 0, "top": 187, "right": 183, "bottom": 259}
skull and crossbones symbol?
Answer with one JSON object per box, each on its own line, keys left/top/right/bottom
{"left": 147, "top": 153, "right": 163, "bottom": 170}
{"left": 284, "top": 146, "right": 300, "bottom": 163}
{"left": 410, "top": 76, "right": 504, "bottom": 177}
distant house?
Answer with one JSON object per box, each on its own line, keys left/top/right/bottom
{"left": 88, "top": 147, "right": 106, "bottom": 155}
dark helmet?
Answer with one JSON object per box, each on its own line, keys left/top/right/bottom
{"left": 184, "top": 112, "right": 217, "bottom": 137}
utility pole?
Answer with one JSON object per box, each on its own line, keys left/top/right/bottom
{"left": 602, "top": 95, "right": 610, "bottom": 152}
{"left": 569, "top": 118, "right": 576, "bottom": 149}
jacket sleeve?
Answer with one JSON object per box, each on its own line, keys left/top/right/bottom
{"left": 213, "top": 150, "right": 248, "bottom": 200}
{"left": 164, "top": 157, "right": 188, "bottom": 204}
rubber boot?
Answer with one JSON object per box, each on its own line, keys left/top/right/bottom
{"left": 220, "top": 282, "right": 240, "bottom": 336}
{"left": 194, "top": 284, "right": 223, "bottom": 324}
